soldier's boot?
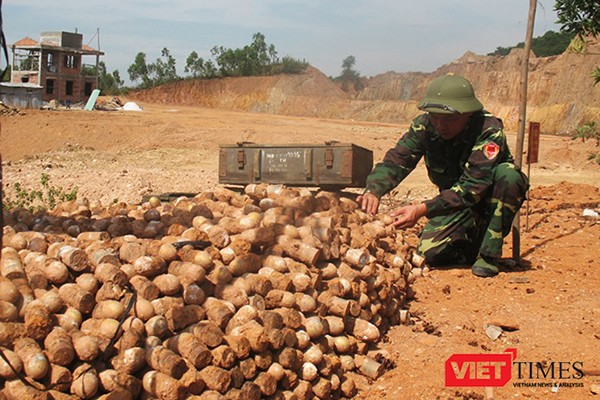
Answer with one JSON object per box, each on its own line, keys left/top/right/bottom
{"left": 471, "top": 255, "right": 499, "bottom": 278}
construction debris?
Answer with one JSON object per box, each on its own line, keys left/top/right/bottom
{"left": 95, "top": 97, "right": 143, "bottom": 112}
{"left": 0, "top": 101, "right": 24, "bottom": 116}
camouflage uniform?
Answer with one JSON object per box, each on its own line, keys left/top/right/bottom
{"left": 365, "top": 110, "right": 529, "bottom": 266}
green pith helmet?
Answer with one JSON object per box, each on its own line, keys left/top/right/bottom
{"left": 418, "top": 73, "right": 483, "bottom": 114}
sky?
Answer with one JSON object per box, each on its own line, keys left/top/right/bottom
{"left": 3, "top": 1, "right": 563, "bottom": 84}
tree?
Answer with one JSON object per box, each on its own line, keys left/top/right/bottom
{"left": 210, "top": 32, "right": 277, "bottom": 77}
{"left": 128, "top": 52, "right": 152, "bottom": 89}
{"left": 128, "top": 48, "right": 180, "bottom": 89}
{"left": 185, "top": 51, "right": 201, "bottom": 77}
{"left": 150, "top": 48, "right": 179, "bottom": 85}
{"left": 555, "top": 0, "right": 600, "bottom": 84}
{"left": 211, "top": 46, "right": 242, "bottom": 77}
{"left": 532, "top": 30, "right": 576, "bottom": 56}
{"left": 113, "top": 70, "right": 123, "bottom": 88}
{"left": 341, "top": 56, "right": 357, "bottom": 76}
{"left": 249, "top": 32, "right": 278, "bottom": 74}
{"left": 185, "top": 51, "right": 218, "bottom": 79}
{"left": 97, "top": 61, "right": 124, "bottom": 95}
{"left": 209, "top": 32, "right": 305, "bottom": 78}
{"left": 201, "top": 60, "right": 218, "bottom": 78}
{"left": 555, "top": 0, "right": 600, "bottom": 37}
{"left": 132, "top": 33, "right": 306, "bottom": 87}
{"left": 335, "top": 55, "right": 362, "bottom": 92}
{"left": 487, "top": 30, "right": 574, "bottom": 57}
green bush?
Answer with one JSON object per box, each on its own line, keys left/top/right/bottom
{"left": 587, "top": 152, "right": 600, "bottom": 165}
{"left": 573, "top": 121, "right": 600, "bottom": 165}
{"left": 269, "top": 56, "right": 309, "bottom": 75}
{"left": 572, "top": 121, "right": 600, "bottom": 146}
{"left": 3, "top": 172, "right": 78, "bottom": 212}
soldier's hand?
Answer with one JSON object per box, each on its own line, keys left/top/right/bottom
{"left": 389, "top": 203, "right": 427, "bottom": 229}
{"left": 357, "top": 192, "right": 380, "bottom": 216}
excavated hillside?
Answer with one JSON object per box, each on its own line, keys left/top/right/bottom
{"left": 132, "top": 40, "right": 600, "bottom": 134}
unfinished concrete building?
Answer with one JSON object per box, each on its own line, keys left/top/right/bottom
{"left": 9, "top": 31, "right": 104, "bottom": 105}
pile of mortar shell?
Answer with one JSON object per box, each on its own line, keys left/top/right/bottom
{"left": 0, "top": 183, "right": 426, "bottom": 400}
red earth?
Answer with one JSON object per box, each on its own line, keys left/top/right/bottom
{"left": 1, "top": 101, "right": 600, "bottom": 399}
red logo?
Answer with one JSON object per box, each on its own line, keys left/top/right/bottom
{"left": 483, "top": 142, "right": 500, "bottom": 160}
{"left": 445, "top": 348, "right": 517, "bottom": 387}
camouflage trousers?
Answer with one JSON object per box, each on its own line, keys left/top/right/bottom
{"left": 417, "top": 163, "right": 529, "bottom": 266}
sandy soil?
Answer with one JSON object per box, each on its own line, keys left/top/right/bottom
{"left": 2, "top": 102, "right": 600, "bottom": 399}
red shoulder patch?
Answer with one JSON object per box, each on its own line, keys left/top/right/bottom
{"left": 483, "top": 142, "right": 500, "bottom": 160}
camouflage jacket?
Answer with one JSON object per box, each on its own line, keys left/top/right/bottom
{"left": 365, "top": 110, "right": 515, "bottom": 218}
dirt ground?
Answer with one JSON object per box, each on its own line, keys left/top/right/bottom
{"left": 1, "top": 102, "right": 600, "bottom": 399}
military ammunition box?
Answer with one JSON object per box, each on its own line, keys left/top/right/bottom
{"left": 218, "top": 142, "right": 373, "bottom": 188}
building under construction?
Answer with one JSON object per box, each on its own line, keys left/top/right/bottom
{"left": 6, "top": 31, "right": 104, "bottom": 106}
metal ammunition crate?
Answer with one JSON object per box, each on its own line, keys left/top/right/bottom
{"left": 218, "top": 142, "right": 373, "bottom": 188}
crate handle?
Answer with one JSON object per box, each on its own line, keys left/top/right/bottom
{"left": 324, "top": 148, "right": 334, "bottom": 168}
{"left": 237, "top": 150, "right": 246, "bottom": 169}
{"left": 253, "top": 150, "right": 261, "bottom": 180}
{"left": 304, "top": 149, "right": 313, "bottom": 178}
